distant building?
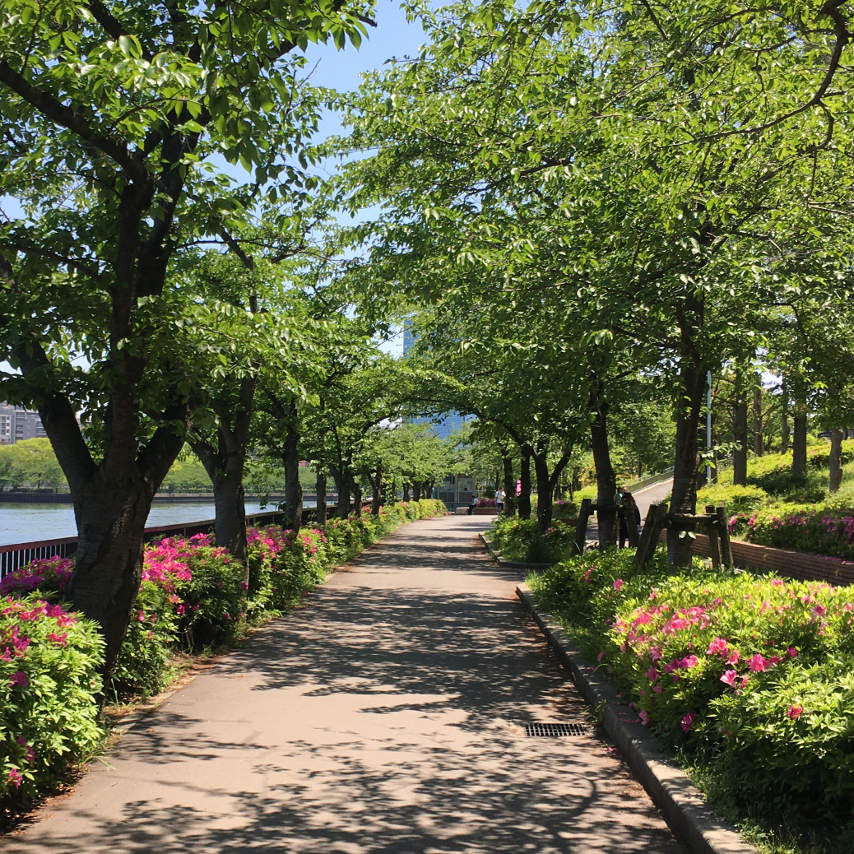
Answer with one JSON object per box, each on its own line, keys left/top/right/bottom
{"left": 0, "top": 403, "right": 47, "bottom": 444}
{"left": 402, "top": 320, "right": 471, "bottom": 440}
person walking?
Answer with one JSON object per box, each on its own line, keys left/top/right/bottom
{"left": 495, "top": 487, "right": 505, "bottom": 513}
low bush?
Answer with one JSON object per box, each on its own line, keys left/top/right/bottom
{"left": 1, "top": 594, "right": 104, "bottom": 802}
{"left": 745, "top": 506, "right": 854, "bottom": 560}
{"left": 491, "top": 515, "right": 576, "bottom": 563}
{"left": 695, "top": 483, "right": 769, "bottom": 515}
{"left": 530, "top": 549, "right": 854, "bottom": 841}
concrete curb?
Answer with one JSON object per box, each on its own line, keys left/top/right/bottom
{"left": 516, "top": 583, "right": 757, "bottom": 854}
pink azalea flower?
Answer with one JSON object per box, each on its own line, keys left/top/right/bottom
{"left": 787, "top": 705, "right": 803, "bottom": 720}
{"left": 9, "top": 670, "right": 28, "bottom": 687}
{"left": 646, "top": 666, "right": 657, "bottom": 681}
{"left": 787, "top": 647, "right": 798, "bottom": 658}
{"left": 748, "top": 654, "right": 767, "bottom": 673}
{"left": 680, "top": 712, "right": 694, "bottom": 732}
{"left": 706, "top": 637, "right": 728, "bottom": 656}
{"left": 638, "top": 710, "right": 650, "bottom": 725}
{"left": 613, "top": 578, "right": 624, "bottom": 591}
{"left": 720, "top": 669, "right": 738, "bottom": 687}
{"left": 8, "top": 768, "right": 22, "bottom": 788}
{"left": 596, "top": 650, "right": 606, "bottom": 662}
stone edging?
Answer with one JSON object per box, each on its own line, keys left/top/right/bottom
{"left": 478, "top": 532, "right": 552, "bottom": 571}
{"left": 516, "top": 583, "right": 757, "bottom": 854}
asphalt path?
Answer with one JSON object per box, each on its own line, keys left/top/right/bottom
{"left": 5, "top": 515, "right": 683, "bottom": 854}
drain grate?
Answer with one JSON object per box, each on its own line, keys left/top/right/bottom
{"left": 525, "top": 722, "right": 589, "bottom": 738}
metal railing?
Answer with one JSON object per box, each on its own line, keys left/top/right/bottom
{"left": 0, "top": 510, "right": 288, "bottom": 582}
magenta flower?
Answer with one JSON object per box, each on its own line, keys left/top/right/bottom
{"left": 720, "top": 669, "right": 738, "bottom": 687}
{"left": 638, "top": 710, "right": 650, "bottom": 725}
{"left": 706, "top": 637, "right": 728, "bottom": 656}
{"left": 787, "top": 705, "right": 803, "bottom": 720}
{"left": 9, "top": 670, "right": 28, "bottom": 687}
{"left": 680, "top": 712, "right": 694, "bottom": 732}
{"left": 748, "top": 654, "right": 768, "bottom": 673}
{"left": 613, "top": 578, "right": 624, "bottom": 591}
{"left": 786, "top": 647, "right": 798, "bottom": 658}
{"left": 8, "top": 768, "right": 22, "bottom": 788}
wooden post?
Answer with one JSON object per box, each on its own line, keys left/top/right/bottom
{"left": 575, "top": 498, "right": 593, "bottom": 555}
{"left": 705, "top": 504, "right": 721, "bottom": 569}
{"left": 634, "top": 503, "right": 668, "bottom": 570}
{"left": 716, "top": 506, "right": 733, "bottom": 568}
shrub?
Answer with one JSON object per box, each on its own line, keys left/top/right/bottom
{"left": 745, "top": 506, "right": 854, "bottom": 560}
{"left": 1, "top": 594, "right": 104, "bottom": 803}
{"left": 143, "top": 534, "right": 247, "bottom": 651}
{"left": 530, "top": 549, "right": 854, "bottom": 834}
{"left": 695, "top": 483, "right": 768, "bottom": 515}
{"left": 491, "top": 515, "right": 577, "bottom": 563}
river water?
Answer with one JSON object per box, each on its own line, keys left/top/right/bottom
{"left": 0, "top": 500, "right": 314, "bottom": 546}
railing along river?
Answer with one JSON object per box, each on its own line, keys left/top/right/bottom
{"left": 0, "top": 510, "right": 291, "bottom": 582}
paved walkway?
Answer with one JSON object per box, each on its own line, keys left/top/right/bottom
{"left": 6, "top": 516, "right": 683, "bottom": 853}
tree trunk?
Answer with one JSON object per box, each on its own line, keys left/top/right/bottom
{"left": 502, "top": 453, "right": 516, "bottom": 516}
{"left": 403, "top": 482, "right": 411, "bottom": 500}
{"left": 753, "top": 381, "right": 764, "bottom": 456}
{"left": 332, "top": 468, "right": 349, "bottom": 518}
{"left": 352, "top": 478, "right": 362, "bottom": 516}
{"left": 517, "top": 446, "right": 532, "bottom": 519}
{"left": 370, "top": 465, "right": 382, "bottom": 514}
{"left": 69, "top": 483, "right": 153, "bottom": 681}
{"left": 733, "top": 372, "right": 748, "bottom": 486}
{"left": 192, "top": 425, "right": 249, "bottom": 571}
{"left": 315, "top": 471, "right": 327, "bottom": 525}
{"left": 590, "top": 395, "right": 617, "bottom": 548}
{"left": 792, "top": 397, "right": 808, "bottom": 478}
{"left": 780, "top": 378, "right": 790, "bottom": 452}
{"left": 829, "top": 428, "right": 844, "bottom": 493}
{"left": 668, "top": 360, "right": 707, "bottom": 566}
{"left": 533, "top": 450, "right": 553, "bottom": 532}
{"left": 413, "top": 482, "right": 422, "bottom": 500}
{"left": 282, "top": 419, "right": 302, "bottom": 531}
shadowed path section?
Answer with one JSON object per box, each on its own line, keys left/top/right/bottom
{"left": 5, "top": 515, "right": 684, "bottom": 853}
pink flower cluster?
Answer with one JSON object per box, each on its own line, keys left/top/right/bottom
{"left": 0, "top": 556, "right": 74, "bottom": 596}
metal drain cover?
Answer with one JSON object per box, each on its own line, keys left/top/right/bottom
{"left": 525, "top": 722, "right": 589, "bottom": 737}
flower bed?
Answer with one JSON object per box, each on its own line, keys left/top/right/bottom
{"left": 744, "top": 506, "right": 854, "bottom": 561}
{"left": 530, "top": 548, "right": 854, "bottom": 842}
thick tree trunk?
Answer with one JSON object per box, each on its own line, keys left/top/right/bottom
{"left": 351, "top": 478, "right": 362, "bottom": 517}
{"left": 792, "top": 398, "right": 808, "bottom": 478}
{"left": 315, "top": 472, "right": 327, "bottom": 525}
{"left": 332, "top": 469, "right": 349, "bottom": 518}
{"left": 192, "top": 428, "right": 248, "bottom": 570}
{"left": 667, "top": 361, "right": 707, "bottom": 565}
{"left": 533, "top": 451, "right": 553, "bottom": 532}
{"left": 733, "top": 372, "right": 748, "bottom": 486}
{"left": 502, "top": 453, "right": 516, "bottom": 516}
{"left": 517, "top": 446, "right": 532, "bottom": 519}
{"left": 69, "top": 482, "right": 153, "bottom": 680}
{"left": 370, "top": 466, "right": 382, "bottom": 514}
{"left": 829, "top": 428, "right": 844, "bottom": 493}
{"left": 282, "top": 420, "right": 302, "bottom": 531}
{"left": 413, "top": 482, "right": 422, "bottom": 501}
{"left": 590, "top": 397, "right": 616, "bottom": 548}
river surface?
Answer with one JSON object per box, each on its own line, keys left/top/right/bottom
{"left": 0, "top": 501, "right": 315, "bottom": 546}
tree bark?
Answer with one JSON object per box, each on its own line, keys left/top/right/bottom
{"left": 753, "top": 380, "right": 764, "bottom": 456}
{"left": 733, "top": 371, "right": 748, "bottom": 486}
{"left": 315, "top": 471, "right": 327, "bottom": 525}
{"left": 282, "top": 418, "right": 302, "bottom": 531}
{"left": 369, "top": 465, "right": 382, "bottom": 514}
{"left": 502, "top": 452, "right": 516, "bottom": 516}
{"left": 667, "top": 360, "right": 707, "bottom": 566}
{"left": 792, "top": 396, "right": 808, "bottom": 478}
{"left": 589, "top": 393, "right": 617, "bottom": 548}
{"left": 332, "top": 468, "right": 349, "bottom": 518}
{"left": 829, "top": 428, "right": 844, "bottom": 493}
{"left": 533, "top": 450, "right": 553, "bottom": 532}
{"left": 780, "top": 378, "right": 790, "bottom": 452}
{"left": 517, "top": 446, "right": 532, "bottom": 519}
{"left": 351, "top": 477, "right": 362, "bottom": 516}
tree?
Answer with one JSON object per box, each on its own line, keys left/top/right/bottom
{"left": 0, "top": 1, "right": 374, "bottom": 675}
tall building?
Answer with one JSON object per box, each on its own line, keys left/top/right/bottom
{"left": 0, "top": 403, "right": 47, "bottom": 444}
{"left": 401, "top": 320, "right": 471, "bottom": 440}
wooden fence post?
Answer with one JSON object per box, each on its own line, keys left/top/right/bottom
{"left": 716, "top": 505, "right": 733, "bottom": 568}
{"left": 705, "top": 504, "right": 722, "bottom": 568}
{"left": 620, "top": 504, "right": 640, "bottom": 548}
{"left": 634, "top": 502, "right": 668, "bottom": 570}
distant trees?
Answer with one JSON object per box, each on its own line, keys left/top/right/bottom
{"left": 0, "top": 438, "right": 67, "bottom": 491}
